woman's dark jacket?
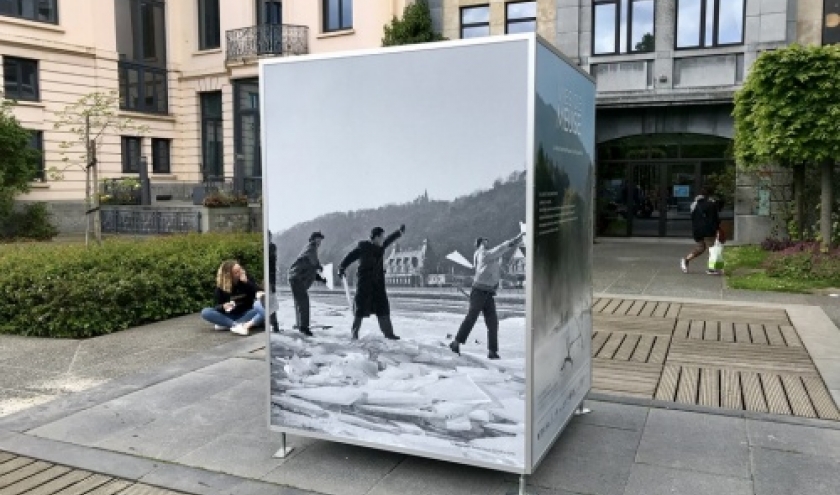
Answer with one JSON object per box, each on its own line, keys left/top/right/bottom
{"left": 690, "top": 197, "right": 721, "bottom": 241}
{"left": 339, "top": 229, "right": 402, "bottom": 318}
{"left": 213, "top": 276, "right": 258, "bottom": 318}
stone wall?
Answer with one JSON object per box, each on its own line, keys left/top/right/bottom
{"left": 16, "top": 200, "right": 88, "bottom": 235}
{"left": 202, "top": 207, "right": 253, "bottom": 233}
{"left": 734, "top": 165, "right": 792, "bottom": 243}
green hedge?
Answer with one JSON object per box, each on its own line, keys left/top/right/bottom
{"left": 0, "top": 233, "right": 263, "bottom": 338}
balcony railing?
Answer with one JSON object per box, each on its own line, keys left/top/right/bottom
{"left": 226, "top": 24, "right": 309, "bottom": 62}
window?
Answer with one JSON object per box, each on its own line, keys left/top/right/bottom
{"left": 825, "top": 0, "right": 840, "bottom": 45}
{"left": 676, "top": 0, "right": 744, "bottom": 49}
{"left": 117, "top": 0, "right": 168, "bottom": 114}
{"left": 27, "top": 130, "right": 44, "bottom": 182}
{"left": 0, "top": 0, "right": 58, "bottom": 23}
{"left": 592, "top": 0, "right": 654, "bottom": 55}
{"left": 121, "top": 136, "right": 142, "bottom": 173}
{"left": 257, "top": 0, "right": 282, "bottom": 24}
{"left": 151, "top": 138, "right": 171, "bottom": 174}
{"left": 3, "top": 57, "right": 39, "bottom": 102}
{"left": 200, "top": 91, "right": 224, "bottom": 179}
{"left": 506, "top": 1, "right": 536, "bottom": 34}
{"left": 198, "top": 0, "right": 221, "bottom": 49}
{"left": 323, "top": 0, "right": 351, "bottom": 32}
{"left": 461, "top": 5, "right": 490, "bottom": 39}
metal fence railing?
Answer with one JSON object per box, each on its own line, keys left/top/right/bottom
{"left": 100, "top": 209, "right": 202, "bottom": 235}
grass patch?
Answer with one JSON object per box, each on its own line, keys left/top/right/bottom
{"left": 725, "top": 244, "right": 839, "bottom": 293}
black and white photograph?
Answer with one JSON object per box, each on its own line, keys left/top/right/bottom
{"left": 261, "top": 38, "right": 532, "bottom": 470}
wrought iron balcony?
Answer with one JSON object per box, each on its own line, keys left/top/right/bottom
{"left": 226, "top": 24, "right": 309, "bottom": 62}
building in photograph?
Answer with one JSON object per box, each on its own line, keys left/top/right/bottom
{"left": 385, "top": 239, "right": 431, "bottom": 287}
{"left": 2, "top": 0, "right": 410, "bottom": 233}
{"left": 432, "top": 0, "right": 834, "bottom": 242}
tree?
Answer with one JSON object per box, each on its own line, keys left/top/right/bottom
{"left": 733, "top": 44, "right": 840, "bottom": 251}
{"left": 52, "top": 91, "right": 148, "bottom": 246}
{"left": 382, "top": 0, "right": 447, "bottom": 47}
{"left": 0, "top": 94, "right": 39, "bottom": 219}
{"left": 634, "top": 33, "right": 654, "bottom": 52}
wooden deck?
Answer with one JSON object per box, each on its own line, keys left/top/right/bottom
{"left": 591, "top": 297, "right": 840, "bottom": 421}
{"left": 0, "top": 452, "right": 184, "bottom": 495}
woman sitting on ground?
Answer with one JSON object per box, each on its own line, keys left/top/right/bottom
{"left": 200, "top": 260, "right": 265, "bottom": 335}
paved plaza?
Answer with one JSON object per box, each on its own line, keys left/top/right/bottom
{"left": 0, "top": 240, "right": 838, "bottom": 495}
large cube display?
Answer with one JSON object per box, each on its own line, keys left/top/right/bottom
{"left": 261, "top": 34, "right": 595, "bottom": 474}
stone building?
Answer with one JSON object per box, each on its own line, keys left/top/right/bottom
{"left": 427, "top": 0, "right": 833, "bottom": 242}
{"left": 2, "top": 0, "right": 411, "bottom": 234}
{"left": 385, "top": 239, "right": 431, "bottom": 287}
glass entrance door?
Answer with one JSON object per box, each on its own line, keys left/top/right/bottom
{"left": 629, "top": 164, "right": 662, "bottom": 236}
{"left": 664, "top": 163, "right": 697, "bottom": 238}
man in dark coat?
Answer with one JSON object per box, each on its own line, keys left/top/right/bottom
{"left": 338, "top": 225, "right": 405, "bottom": 340}
{"left": 681, "top": 187, "right": 722, "bottom": 275}
{"left": 288, "top": 231, "right": 327, "bottom": 336}
{"left": 268, "top": 231, "right": 280, "bottom": 333}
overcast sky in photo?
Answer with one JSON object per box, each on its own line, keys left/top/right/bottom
{"left": 262, "top": 39, "right": 530, "bottom": 234}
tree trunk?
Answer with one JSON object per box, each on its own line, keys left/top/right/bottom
{"left": 84, "top": 116, "right": 91, "bottom": 248}
{"left": 793, "top": 164, "right": 805, "bottom": 240}
{"left": 91, "top": 140, "right": 102, "bottom": 245}
{"left": 821, "top": 160, "right": 834, "bottom": 253}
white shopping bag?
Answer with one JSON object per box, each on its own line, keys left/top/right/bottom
{"left": 708, "top": 240, "right": 725, "bottom": 271}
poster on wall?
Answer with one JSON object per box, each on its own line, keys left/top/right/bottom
{"left": 261, "top": 34, "right": 594, "bottom": 475}
{"left": 529, "top": 40, "right": 596, "bottom": 469}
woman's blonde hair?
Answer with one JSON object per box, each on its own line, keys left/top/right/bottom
{"left": 216, "top": 260, "right": 238, "bottom": 293}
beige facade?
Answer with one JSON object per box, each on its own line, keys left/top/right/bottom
{"left": 441, "top": 0, "right": 553, "bottom": 41}
{"left": 1, "top": 0, "right": 408, "bottom": 205}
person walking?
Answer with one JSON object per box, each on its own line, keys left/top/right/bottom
{"left": 200, "top": 260, "right": 265, "bottom": 335}
{"left": 681, "top": 187, "right": 722, "bottom": 275}
{"left": 287, "top": 232, "right": 327, "bottom": 336}
{"left": 449, "top": 232, "right": 525, "bottom": 359}
{"left": 338, "top": 225, "right": 405, "bottom": 340}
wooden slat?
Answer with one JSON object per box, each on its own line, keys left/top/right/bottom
{"left": 0, "top": 457, "right": 36, "bottom": 476}
{"left": 0, "top": 461, "right": 52, "bottom": 489}
{"left": 741, "top": 372, "right": 768, "bottom": 413}
{"left": 721, "top": 369, "right": 743, "bottom": 410}
{"left": 591, "top": 331, "right": 609, "bottom": 356}
{"left": 678, "top": 304, "right": 790, "bottom": 325}
{"left": 627, "top": 300, "right": 646, "bottom": 317}
{"left": 632, "top": 335, "right": 655, "bottom": 363}
{"left": 638, "top": 301, "right": 657, "bottom": 318}
{"left": 688, "top": 321, "right": 704, "bottom": 340}
{"left": 3, "top": 465, "right": 72, "bottom": 495}
{"left": 81, "top": 480, "right": 135, "bottom": 495}
{"left": 720, "top": 322, "right": 735, "bottom": 342}
{"left": 614, "top": 334, "right": 640, "bottom": 361}
{"left": 652, "top": 302, "right": 670, "bottom": 318}
{"left": 699, "top": 368, "right": 720, "bottom": 407}
{"left": 734, "top": 323, "right": 751, "bottom": 344}
{"left": 704, "top": 321, "right": 719, "bottom": 341}
{"left": 760, "top": 374, "right": 791, "bottom": 415}
{"left": 594, "top": 315, "right": 675, "bottom": 336}
{"left": 598, "top": 333, "right": 625, "bottom": 359}
{"left": 674, "top": 320, "right": 690, "bottom": 339}
{"left": 665, "top": 303, "right": 682, "bottom": 319}
{"left": 667, "top": 340, "right": 815, "bottom": 375}
{"left": 649, "top": 337, "right": 670, "bottom": 364}
{"left": 765, "top": 325, "right": 786, "bottom": 346}
{"left": 0, "top": 453, "right": 15, "bottom": 464}
{"left": 593, "top": 359, "right": 662, "bottom": 398}
{"left": 676, "top": 366, "right": 699, "bottom": 404}
{"left": 802, "top": 376, "right": 840, "bottom": 421}
{"left": 49, "top": 474, "right": 113, "bottom": 495}
{"left": 616, "top": 299, "right": 635, "bottom": 316}
{"left": 750, "top": 324, "right": 769, "bottom": 345}
{"left": 780, "top": 325, "right": 803, "bottom": 347}
{"left": 121, "top": 483, "right": 184, "bottom": 495}
{"left": 781, "top": 375, "right": 817, "bottom": 419}
{"left": 603, "top": 298, "right": 623, "bottom": 315}
{"left": 592, "top": 298, "right": 610, "bottom": 313}
{"left": 655, "top": 364, "right": 680, "bottom": 401}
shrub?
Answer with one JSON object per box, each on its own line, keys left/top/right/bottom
{"left": 763, "top": 244, "right": 840, "bottom": 284}
{"left": 0, "top": 203, "right": 59, "bottom": 241}
{"left": 203, "top": 191, "right": 249, "bottom": 208}
{"left": 0, "top": 233, "right": 263, "bottom": 338}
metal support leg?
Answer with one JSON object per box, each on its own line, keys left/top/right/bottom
{"left": 574, "top": 400, "right": 592, "bottom": 416}
{"left": 506, "top": 474, "right": 536, "bottom": 495}
{"left": 272, "top": 433, "right": 294, "bottom": 458}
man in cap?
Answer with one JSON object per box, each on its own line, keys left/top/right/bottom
{"left": 449, "top": 232, "right": 525, "bottom": 359}
{"left": 287, "top": 231, "right": 327, "bottom": 336}
{"left": 338, "top": 225, "right": 405, "bottom": 340}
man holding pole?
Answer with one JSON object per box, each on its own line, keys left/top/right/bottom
{"left": 338, "top": 225, "right": 405, "bottom": 340}
{"left": 449, "top": 232, "right": 525, "bottom": 359}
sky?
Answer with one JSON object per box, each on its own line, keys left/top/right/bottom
{"left": 262, "top": 40, "right": 531, "bottom": 234}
